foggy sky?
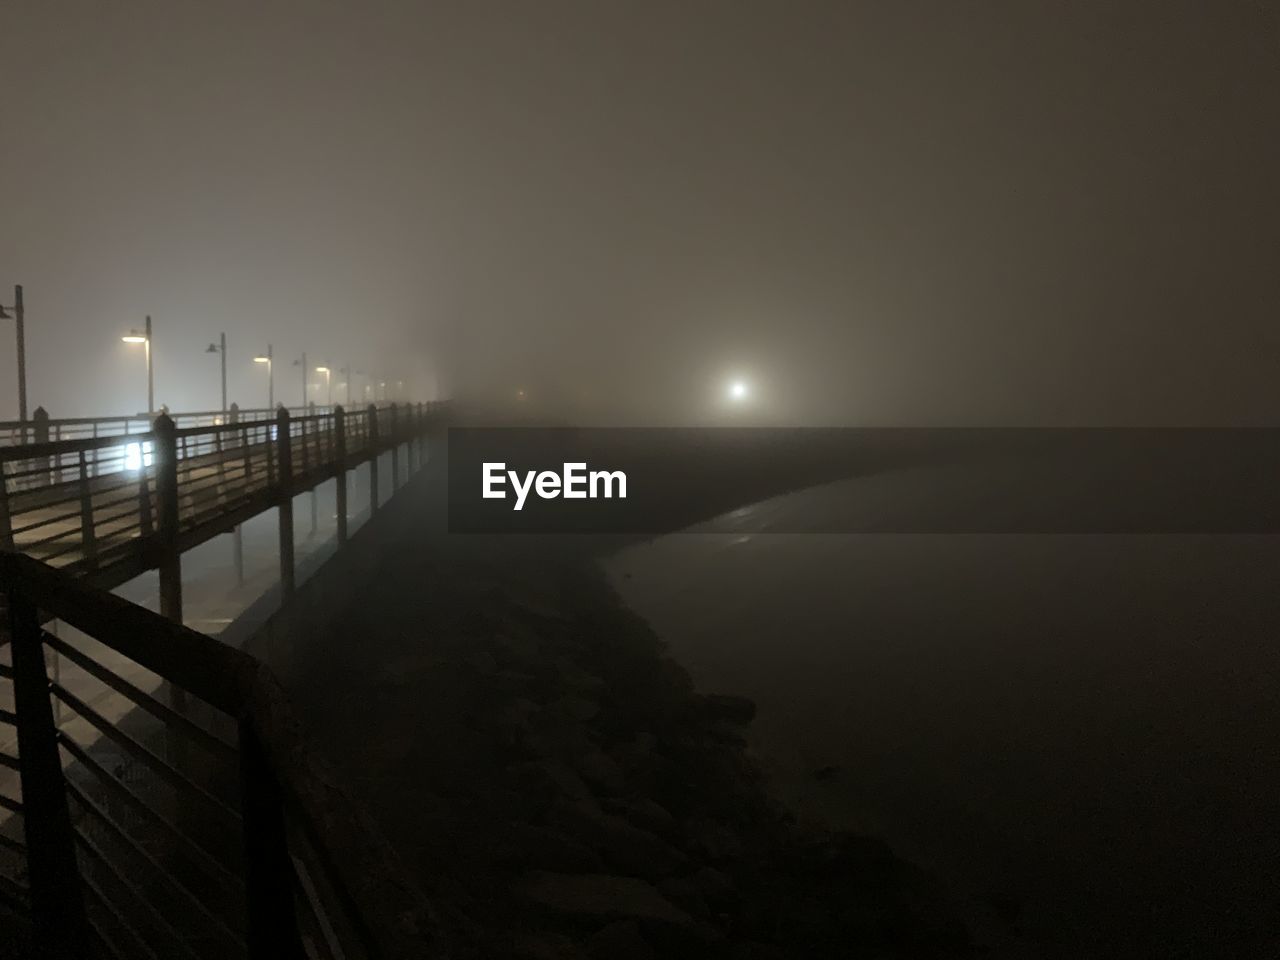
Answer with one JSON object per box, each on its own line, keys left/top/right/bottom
{"left": 1, "top": 1, "right": 1277, "bottom": 424}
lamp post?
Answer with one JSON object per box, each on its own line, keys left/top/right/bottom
{"left": 205, "top": 332, "right": 227, "bottom": 412}
{"left": 121, "top": 315, "right": 154, "bottom": 414}
{"left": 316, "top": 366, "right": 332, "bottom": 406}
{"left": 253, "top": 344, "right": 274, "bottom": 409}
{"left": 0, "top": 284, "right": 27, "bottom": 424}
{"left": 292, "top": 352, "right": 308, "bottom": 407}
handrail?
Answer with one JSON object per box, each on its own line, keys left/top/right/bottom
{"left": 0, "top": 550, "right": 444, "bottom": 958}
{"left": 0, "top": 401, "right": 449, "bottom": 592}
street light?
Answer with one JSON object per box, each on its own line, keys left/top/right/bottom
{"left": 205, "top": 332, "right": 227, "bottom": 412}
{"left": 315, "top": 366, "right": 332, "bottom": 405}
{"left": 340, "top": 364, "right": 353, "bottom": 405}
{"left": 291, "top": 352, "right": 308, "bottom": 406}
{"left": 0, "top": 284, "right": 28, "bottom": 424}
{"left": 253, "top": 344, "right": 274, "bottom": 408}
{"left": 121, "top": 315, "right": 154, "bottom": 414}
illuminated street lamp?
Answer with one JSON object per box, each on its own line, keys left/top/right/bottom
{"left": 121, "top": 315, "right": 154, "bottom": 414}
{"left": 338, "top": 364, "right": 353, "bottom": 405}
{"left": 316, "top": 366, "right": 332, "bottom": 405}
{"left": 205, "top": 332, "right": 227, "bottom": 412}
{"left": 253, "top": 344, "right": 274, "bottom": 408}
{"left": 0, "top": 284, "right": 28, "bottom": 424}
{"left": 291, "top": 352, "right": 308, "bottom": 405}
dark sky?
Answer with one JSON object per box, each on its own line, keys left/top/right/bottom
{"left": 1, "top": 1, "right": 1277, "bottom": 423}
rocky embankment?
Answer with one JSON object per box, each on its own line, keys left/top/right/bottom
{"left": 274, "top": 532, "right": 975, "bottom": 959}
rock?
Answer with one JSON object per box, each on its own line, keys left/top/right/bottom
{"left": 657, "top": 657, "right": 695, "bottom": 695}
{"left": 548, "top": 695, "right": 601, "bottom": 723}
{"left": 573, "top": 748, "right": 627, "bottom": 795}
{"left": 693, "top": 694, "right": 756, "bottom": 725}
{"left": 601, "top": 797, "right": 676, "bottom": 836}
{"left": 508, "top": 760, "right": 600, "bottom": 817}
{"left": 702, "top": 719, "right": 749, "bottom": 746}
{"left": 492, "top": 631, "right": 543, "bottom": 669}
{"left": 491, "top": 822, "right": 605, "bottom": 873}
{"left": 657, "top": 877, "right": 710, "bottom": 918}
{"left": 551, "top": 800, "right": 690, "bottom": 880}
{"left": 511, "top": 931, "right": 588, "bottom": 959}
{"left": 690, "top": 866, "right": 737, "bottom": 907}
{"left": 556, "top": 658, "right": 607, "bottom": 696}
{"left": 683, "top": 818, "right": 744, "bottom": 863}
{"left": 586, "top": 920, "right": 656, "bottom": 960}
{"left": 513, "top": 871, "right": 692, "bottom": 928}
{"left": 523, "top": 721, "right": 597, "bottom": 764}
{"left": 463, "top": 650, "right": 498, "bottom": 675}
{"left": 493, "top": 668, "right": 538, "bottom": 694}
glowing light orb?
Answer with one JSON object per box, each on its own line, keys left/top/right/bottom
{"left": 124, "top": 441, "right": 154, "bottom": 471}
{"left": 728, "top": 381, "right": 748, "bottom": 400}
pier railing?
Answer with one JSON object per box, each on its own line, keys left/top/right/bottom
{"left": 0, "top": 404, "right": 342, "bottom": 448}
{"left": 0, "top": 551, "right": 440, "bottom": 959}
{"left": 0, "top": 401, "right": 448, "bottom": 608}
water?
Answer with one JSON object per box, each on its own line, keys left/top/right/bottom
{"left": 606, "top": 470, "right": 1280, "bottom": 957}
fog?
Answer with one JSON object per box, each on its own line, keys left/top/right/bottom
{"left": 1, "top": 1, "right": 1277, "bottom": 424}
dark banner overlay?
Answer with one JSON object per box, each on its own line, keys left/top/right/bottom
{"left": 446, "top": 428, "right": 1280, "bottom": 534}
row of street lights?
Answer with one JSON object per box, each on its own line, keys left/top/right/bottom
{"left": 0, "top": 284, "right": 403, "bottom": 420}
{"left": 117, "top": 317, "right": 395, "bottom": 414}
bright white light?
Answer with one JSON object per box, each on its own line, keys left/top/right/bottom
{"left": 728, "top": 380, "right": 748, "bottom": 400}
{"left": 124, "top": 441, "right": 153, "bottom": 471}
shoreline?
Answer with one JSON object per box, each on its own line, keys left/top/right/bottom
{"left": 247, "top": 475, "right": 982, "bottom": 957}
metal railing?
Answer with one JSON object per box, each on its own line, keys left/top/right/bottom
{"left": 0, "top": 405, "right": 341, "bottom": 448}
{"left": 0, "top": 401, "right": 448, "bottom": 606}
{"left": 0, "top": 551, "right": 441, "bottom": 958}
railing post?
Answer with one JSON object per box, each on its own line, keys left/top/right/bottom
{"left": 308, "top": 402, "right": 318, "bottom": 536}
{"left": 77, "top": 449, "right": 97, "bottom": 567}
{"left": 407, "top": 403, "right": 418, "bottom": 474}
{"left": 334, "top": 405, "right": 348, "bottom": 544}
{"left": 154, "top": 413, "right": 189, "bottom": 764}
{"left": 416, "top": 401, "right": 427, "bottom": 471}
{"left": 0, "top": 459, "right": 14, "bottom": 551}
{"left": 33, "top": 405, "right": 50, "bottom": 487}
{"left": 367, "top": 404, "right": 380, "bottom": 516}
{"left": 230, "top": 403, "right": 244, "bottom": 585}
{"left": 276, "top": 407, "right": 295, "bottom": 598}
{"left": 389, "top": 402, "right": 402, "bottom": 490}
{"left": 9, "top": 588, "right": 90, "bottom": 957}
{"left": 154, "top": 413, "right": 182, "bottom": 625}
{"left": 238, "top": 717, "right": 306, "bottom": 960}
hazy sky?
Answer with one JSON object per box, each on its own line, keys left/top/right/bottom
{"left": 1, "top": 1, "right": 1277, "bottom": 423}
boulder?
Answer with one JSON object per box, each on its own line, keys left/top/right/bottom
{"left": 586, "top": 920, "right": 656, "bottom": 960}
{"left": 572, "top": 748, "right": 627, "bottom": 795}
{"left": 547, "top": 695, "right": 601, "bottom": 723}
{"left": 601, "top": 797, "right": 676, "bottom": 837}
{"left": 657, "top": 877, "right": 711, "bottom": 919}
{"left": 513, "top": 871, "right": 692, "bottom": 928}
{"left": 690, "top": 866, "right": 737, "bottom": 907}
{"left": 551, "top": 800, "right": 690, "bottom": 881}
{"left": 693, "top": 694, "right": 756, "bottom": 725}
{"left": 491, "top": 822, "right": 605, "bottom": 874}
{"left": 508, "top": 759, "right": 600, "bottom": 815}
